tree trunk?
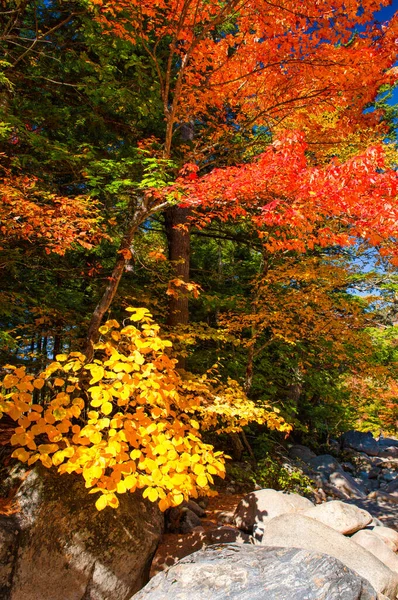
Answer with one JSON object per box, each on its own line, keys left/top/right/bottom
{"left": 84, "top": 204, "right": 148, "bottom": 361}
{"left": 165, "top": 206, "right": 191, "bottom": 327}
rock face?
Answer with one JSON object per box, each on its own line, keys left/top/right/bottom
{"left": 303, "top": 500, "right": 372, "bottom": 534}
{"left": 0, "top": 466, "right": 164, "bottom": 600}
{"left": 233, "top": 488, "right": 313, "bottom": 533}
{"left": 132, "top": 544, "right": 378, "bottom": 600}
{"left": 257, "top": 513, "right": 398, "bottom": 599}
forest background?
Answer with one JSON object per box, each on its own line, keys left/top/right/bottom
{"left": 0, "top": 0, "right": 398, "bottom": 511}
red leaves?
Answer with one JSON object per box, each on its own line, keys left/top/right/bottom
{"left": 174, "top": 132, "right": 398, "bottom": 259}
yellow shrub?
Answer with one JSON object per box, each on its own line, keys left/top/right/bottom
{"left": 0, "top": 308, "right": 290, "bottom": 511}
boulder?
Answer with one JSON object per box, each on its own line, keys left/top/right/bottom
{"left": 256, "top": 513, "right": 398, "bottom": 598}
{"left": 329, "top": 471, "right": 367, "bottom": 499}
{"left": 308, "top": 454, "right": 343, "bottom": 477}
{"left": 351, "top": 530, "right": 398, "bottom": 574}
{"left": 379, "top": 438, "right": 398, "bottom": 449}
{"left": 375, "top": 491, "right": 398, "bottom": 505}
{"left": 132, "top": 544, "right": 378, "bottom": 600}
{"left": 369, "top": 526, "right": 398, "bottom": 552}
{"left": 381, "top": 480, "right": 398, "bottom": 496}
{"left": 368, "top": 467, "right": 381, "bottom": 479}
{"left": 0, "top": 517, "right": 17, "bottom": 599}
{"left": 0, "top": 466, "right": 163, "bottom": 600}
{"left": 186, "top": 500, "right": 206, "bottom": 518}
{"left": 380, "top": 470, "right": 396, "bottom": 483}
{"left": 341, "top": 462, "right": 356, "bottom": 472}
{"left": 233, "top": 489, "right": 313, "bottom": 533}
{"left": 150, "top": 526, "right": 252, "bottom": 576}
{"left": 288, "top": 444, "right": 316, "bottom": 462}
{"left": 303, "top": 500, "right": 372, "bottom": 535}
{"left": 341, "top": 431, "right": 380, "bottom": 456}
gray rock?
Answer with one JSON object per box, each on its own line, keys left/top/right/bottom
{"left": 341, "top": 431, "right": 380, "bottom": 456}
{"left": 380, "top": 470, "right": 396, "bottom": 483}
{"left": 167, "top": 506, "right": 202, "bottom": 533}
{"left": 369, "top": 467, "right": 381, "bottom": 479}
{"left": 379, "top": 446, "right": 398, "bottom": 458}
{"left": 379, "top": 437, "right": 398, "bottom": 449}
{"left": 351, "top": 530, "right": 398, "bottom": 574}
{"left": 233, "top": 489, "right": 313, "bottom": 533}
{"left": 329, "top": 471, "right": 367, "bottom": 499}
{"left": 288, "top": 444, "right": 316, "bottom": 462}
{"left": 257, "top": 513, "right": 398, "bottom": 598}
{"left": 0, "top": 466, "right": 163, "bottom": 600}
{"left": 341, "top": 462, "right": 356, "bottom": 472}
{"left": 216, "top": 510, "right": 234, "bottom": 525}
{"left": 206, "top": 526, "right": 252, "bottom": 545}
{"left": 381, "top": 480, "right": 398, "bottom": 496}
{"left": 303, "top": 500, "right": 372, "bottom": 535}
{"left": 366, "top": 480, "right": 381, "bottom": 493}
{"left": 132, "top": 544, "right": 378, "bottom": 600}
{"left": 308, "top": 454, "right": 344, "bottom": 477}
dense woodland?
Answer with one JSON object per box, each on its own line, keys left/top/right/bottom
{"left": 1, "top": 0, "right": 398, "bottom": 511}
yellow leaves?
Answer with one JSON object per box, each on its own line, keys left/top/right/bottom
{"left": 193, "top": 462, "right": 205, "bottom": 475}
{"left": 101, "top": 401, "right": 113, "bottom": 415}
{"left": 95, "top": 492, "right": 119, "bottom": 511}
{"left": 196, "top": 473, "right": 208, "bottom": 488}
{"left": 87, "top": 365, "right": 105, "bottom": 385}
{"left": 95, "top": 494, "right": 108, "bottom": 511}
{"left": 143, "top": 487, "right": 159, "bottom": 502}
{"left": 89, "top": 431, "right": 102, "bottom": 445}
{"left": 172, "top": 493, "right": 184, "bottom": 506}
{"left": 125, "top": 307, "right": 151, "bottom": 321}
{"left": 132, "top": 350, "right": 145, "bottom": 365}
{"left": 40, "top": 454, "right": 53, "bottom": 468}
{"left": 1, "top": 308, "right": 270, "bottom": 512}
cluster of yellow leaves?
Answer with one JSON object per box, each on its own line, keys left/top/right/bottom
{"left": 0, "top": 308, "right": 290, "bottom": 511}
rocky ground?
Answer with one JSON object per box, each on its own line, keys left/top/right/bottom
{"left": 2, "top": 429, "right": 398, "bottom": 599}
{"left": 144, "top": 430, "right": 398, "bottom": 600}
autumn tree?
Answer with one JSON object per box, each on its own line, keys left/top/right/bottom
{"left": 83, "top": 0, "right": 398, "bottom": 343}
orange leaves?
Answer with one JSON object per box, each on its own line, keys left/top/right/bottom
{"left": 166, "top": 279, "right": 202, "bottom": 299}
{"left": 0, "top": 173, "right": 105, "bottom": 255}
{"left": 118, "top": 248, "right": 133, "bottom": 260}
{"left": 148, "top": 250, "right": 167, "bottom": 261}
